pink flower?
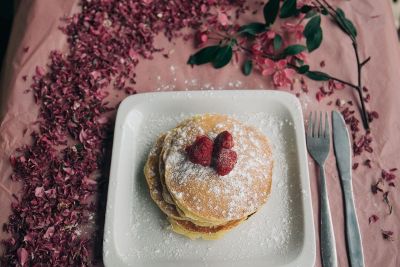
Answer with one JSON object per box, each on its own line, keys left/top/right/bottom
{"left": 252, "top": 30, "right": 277, "bottom": 55}
{"left": 261, "top": 59, "right": 295, "bottom": 88}
{"left": 218, "top": 12, "right": 229, "bottom": 26}
{"left": 258, "top": 30, "right": 276, "bottom": 42}
{"left": 282, "top": 22, "right": 304, "bottom": 41}
{"left": 291, "top": 51, "right": 308, "bottom": 63}
{"left": 196, "top": 31, "right": 208, "bottom": 46}
{"left": 329, "top": 80, "right": 345, "bottom": 90}
{"left": 251, "top": 43, "right": 262, "bottom": 56}
{"left": 266, "top": 30, "right": 276, "bottom": 39}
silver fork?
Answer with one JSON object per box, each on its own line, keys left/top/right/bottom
{"left": 306, "top": 112, "right": 338, "bottom": 267}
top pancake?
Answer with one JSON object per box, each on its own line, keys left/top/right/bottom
{"left": 163, "top": 114, "right": 273, "bottom": 223}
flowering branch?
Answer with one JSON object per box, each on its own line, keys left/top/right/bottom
{"left": 187, "top": 0, "right": 371, "bottom": 130}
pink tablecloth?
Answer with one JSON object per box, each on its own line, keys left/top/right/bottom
{"left": 1, "top": 0, "right": 400, "bottom": 266}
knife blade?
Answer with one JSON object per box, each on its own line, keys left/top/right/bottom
{"left": 332, "top": 111, "right": 365, "bottom": 267}
{"left": 332, "top": 111, "right": 351, "bottom": 179}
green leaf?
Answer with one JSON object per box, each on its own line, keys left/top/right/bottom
{"left": 282, "top": 45, "right": 306, "bottom": 56}
{"left": 300, "top": 5, "right": 313, "bottom": 14}
{"left": 345, "top": 20, "right": 357, "bottom": 38}
{"left": 242, "top": 59, "right": 253, "bottom": 76}
{"left": 321, "top": 7, "right": 329, "bottom": 15}
{"left": 304, "top": 15, "right": 321, "bottom": 37}
{"left": 335, "top": 8, "right": 357, "bottom": 38}
{"left": 297, "top": 65, "right": 310, "bottom": 74}
{"left": 263, "top": 0, "right": 280, "bottom": 27}
{"left": 273, "top": 34, "right": 283, "bottom": 51}
{"left": 187, "top": 46, "right": 220, "bottom": 65}
{"left": 212, "top": 45, "right": 233, "bottom": 69}
{"left": 238, "top": 22, "right": 267, "bottom": 35}
{"left": 304, "top": 16, "right": 323, "bottom": 52}
{"left": 308, "top": 29, "right": 323, "bottom": 53}
{"left": 280, "top": 0, "right": 298, "bottom": 18}
{"left": 336, "top": 8, "right": 345, "bottom": 18}
{"left": 306, "top": 28, "right": 322, "bottom": 52}
{"left": 305, "top": 71, "right": 330, "bottom": 81}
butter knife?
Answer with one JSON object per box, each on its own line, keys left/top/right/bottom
{"left": 332, "top": 111, "right": 365, "bottom": 267}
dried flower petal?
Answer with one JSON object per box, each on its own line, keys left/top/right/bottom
{"left": 34, "top": 187, "right": 44, "bottom": 198}
{"left": 371, "top": 180, "right": 384, "bottom": 194}
{"left": 368, "top": 214, "right": 379, "bottom": 224}
{"left": 364, "top": 159, "right": 372, "bottom": 168}
{"left": 383, "top": 191, "right": 393, "bottom": 215}
{"left": 352, "top": 163, "right": 359, "bottom": 170}
{"left": 17, "top": 248, "right": 29, "bottom": 266}
{"left": 381, "top": 230, "right": 394, "bottom": 241}
{"left": 382, "top": 169, "right": 396, "bottom": 181}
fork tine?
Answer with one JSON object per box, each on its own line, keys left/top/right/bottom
{"left": 308, "top": 112, "right": 312, "bottom": 137}
{"left": 313, "top": 111, "right": 317, "bottom": 137}
{"left": 318, "top": 111, "right": 323, "bottom": 137}
{"left": 324, "top": 112, "right": 329, "bottom": 138}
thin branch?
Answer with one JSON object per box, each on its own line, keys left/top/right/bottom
{"left": 317, "top": 0, "right": 369, "bottom": 129}
{"left": 361, "top": 56, "right": 371, "bottom": 67}
{"left": 353, "top": 42, "right": 370, "bottom": 129}
{"left": 287, "top": 63, "right": 358, "bottom": 89}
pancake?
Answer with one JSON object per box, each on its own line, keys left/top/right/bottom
{"left": 144, "top": 134, "right": 183, "bottom": 220}
{"left": 168, "top": 217, "right": 245, "bottom": 240}
{"left": 144, "top": 133, "right": 248, "bottom": 236}
{"left": 145, "top": 133, "right": 240, "bottom": 227}
{"left": 144, "top": 114, "right": 274, "bottom": 240}
{"left": 163, "top": 114, "right": 273, "bottom": 223}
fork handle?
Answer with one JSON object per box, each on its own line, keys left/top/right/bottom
{"left": 319, "top": 165, "right": 338, "bottom": 267}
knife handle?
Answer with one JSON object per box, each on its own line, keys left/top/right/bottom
{"left": 342, "top": 179, "right": 365, "bottom": 267}
{"left": 319, "top": 166, "right": 338, "bottom": 267}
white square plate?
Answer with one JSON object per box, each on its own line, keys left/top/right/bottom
{"left": 103, "top": 90, "right": 315, "bottom": 267}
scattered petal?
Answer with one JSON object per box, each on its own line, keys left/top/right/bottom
{"left": 17, "top": 248, "right": 29, "bottom": 266}
{"left": 381, "top": 230, "right": 394, "bottom": 241}
{"left": 368, "top": 215, "right": 379, "bottom": 224}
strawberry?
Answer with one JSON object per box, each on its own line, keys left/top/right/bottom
{"left": 214, "top": 148, "right": 237, "bottom": 176}
{"left": 186, "top": 135, "right": 213, "bottom": 166}
{"left": 214, "top": 130, "right": 234, "bottom": 149}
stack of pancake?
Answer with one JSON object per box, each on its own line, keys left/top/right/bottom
{"left": 144, "top": 114, "right": 273, "bottom": 240}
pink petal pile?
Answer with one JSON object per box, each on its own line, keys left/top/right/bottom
{"left": 0, "top": 0, "right": 245, "bottom": 265}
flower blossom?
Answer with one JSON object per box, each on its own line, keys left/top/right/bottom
{"left": 252, "top": 30, "right": 277, "bottom": 54}
{"left": 282, "top": 22, "right": 304, "bottom": 41}
{"left": 260, "top": 59, "right": 295, "bottom": 88}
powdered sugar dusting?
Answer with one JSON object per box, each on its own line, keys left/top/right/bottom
{"left": 163, "top": 115, "right": 272, "bottom": 220}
